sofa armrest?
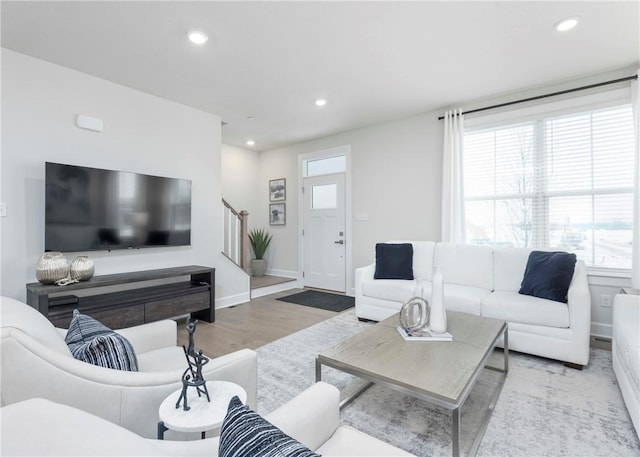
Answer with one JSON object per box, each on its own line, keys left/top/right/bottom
{"left": 118, "top": 348, "right": 257, "bottom": 438}
{"left": 115, "top": 320, "right": 177, "bottom": 354}
{"left": 57, "top": 319, "right": 177, "bottom": 354}
{"left": 265, "top": 382, "right": 341, "bottom": 452}
{"left": 201, "top": 348, "right": 258, "bottom": 410}
{"left": 355, "top": 263, "right": 375, "bottom": 298}
{"left": 566, "top": 260, "right": 591, "bottom": 363}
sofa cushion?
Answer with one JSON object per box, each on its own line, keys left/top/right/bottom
{"left": 219, "top": 396, "right": 319, "bottom": 457}
{"left": 439, "top": 284, "right": 489, "bottom": 315}
{"left": 315, "top": 426, "right": 413, "bottom": 456}
{"left": 65, "top": 310, "right": 138, "bottom": 371}
{"left": 482, "top": 291, "right": 570, "bottom": 328}
{"left": 374, "top": 243, "right": 414, "bottom": 280}
{"left": 362, "top": 279, "right": 418, "bottom": 303}
{"left": 493, "top": 247, "right": 533, "bottom": 292}
{"left": 519, "top": 251, "right": 576, "bottom": 303}
{"left": 409, "top": 241, "right": 436, "bottom": 280}
{"left": 0, "top": 296, "right": 72, "bottom": 356}
{"left": 434, "top": 243, "right": 494, "bottom": 290}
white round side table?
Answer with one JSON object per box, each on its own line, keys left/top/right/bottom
{"left": 157, "top": 380, "right": 247, "bottom": 439}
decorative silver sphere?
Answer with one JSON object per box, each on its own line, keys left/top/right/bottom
{"left": 35, "top": 252, "right": 69, "bottom": 284}
{"left": 70, "top": 256, "right": 95, "bottom": 281}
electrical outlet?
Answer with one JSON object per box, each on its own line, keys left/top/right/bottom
{"left": 601, "top": 294, "right": 612, "bottom": 308}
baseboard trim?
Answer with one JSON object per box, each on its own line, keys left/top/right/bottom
{"left": 591, "top": 322, "right": 613, "bottom": 339}
{"left": 216, "top": 292, "right": 250, "bottom": 309}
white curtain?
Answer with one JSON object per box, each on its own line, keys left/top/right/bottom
{"left": 441, "top": 109, "right": 465, "bottom": 243}
{"left": 631, "top": 72, "right": 640, "bottom": 289}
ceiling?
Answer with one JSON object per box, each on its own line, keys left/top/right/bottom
{"left": 1, "top": 1, "right": 638, "bottom": 151}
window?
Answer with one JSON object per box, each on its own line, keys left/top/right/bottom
{"left": 463, "top": 103, "right": 635, "bottom": 269}
{"left": 311, "top": 184, "right": 337, "bottom": 209}
{"left": 305, "top": 155, "right": 345, "bottom": 177}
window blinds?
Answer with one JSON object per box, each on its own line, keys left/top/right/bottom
{"left": 463, "top": 103, "right": 634, "bottom": 269}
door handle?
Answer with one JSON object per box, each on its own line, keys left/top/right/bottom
{"left": 334, "top": 240, "right": 344, "bottom": 245}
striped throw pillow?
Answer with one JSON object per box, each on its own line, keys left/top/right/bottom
{"left": 219, "top": 396, "right": 319, "bottom": 457}
{"left": 65, "top": 309, "right": 138, "bottom": 371}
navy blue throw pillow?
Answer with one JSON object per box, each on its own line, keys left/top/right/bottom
{"left": 65, "top": 310, "right": 138, "bottom": 371}
{"left": 519, "top": 251, "right": 577, "bottom": 303}
{"left": 219, "top": 396, "right": 319, "bottom": 457}
{"left": 374, "top": 243, "right": 414, "bottom": 280}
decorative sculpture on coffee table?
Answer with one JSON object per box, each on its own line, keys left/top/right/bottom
{"left": 175, "top": 317, "right": 210, "bottom": 411}
{"left": 429, "top": 266, "right": 447, "bottom": 333}
{"left": 399, "top": 296, "right": 430, "bottom": 333}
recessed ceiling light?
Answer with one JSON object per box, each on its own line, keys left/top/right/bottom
{"left": 554, "top": 17, "right": 579, "bottom": 32}
{"left": 188, "top": 31, "right": 208, "bottom": 45}
{"left": 246, "top": 140, "right": 255, "bottom": 146}
{"left": 315, "top": 99, "right": 327, "bottom": 107}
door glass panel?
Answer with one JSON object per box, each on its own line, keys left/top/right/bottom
{"left": 306, "top": 155, "right": 345, "bottom": 176}
{"left": 312, "top": 184, "right": 337, "bottom": 209}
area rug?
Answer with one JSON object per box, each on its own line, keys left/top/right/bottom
{"left": 276, "top": 290, "right": 354, "bottom": 312}
{"left": 256, "top": 309, "right": 640, "bottom": 457}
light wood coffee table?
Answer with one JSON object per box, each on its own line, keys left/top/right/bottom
{"left": 316, "top": 311, "right": 508, "bottom": 457}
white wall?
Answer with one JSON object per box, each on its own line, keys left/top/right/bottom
{"left": 258, "top": 111, "right": 443, "bottom": 283}
{"left": 221, "top": 144, "right": 260, "bottom": 231}
{"left": 0, "top": 50, "right": 248, "bottom": 306}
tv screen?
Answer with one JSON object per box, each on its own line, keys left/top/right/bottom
{"left": 45, "top": 162, "right": 191, "bottom": 252}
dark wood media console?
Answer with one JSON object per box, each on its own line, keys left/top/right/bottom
{"left": 26, "top": 265, "right": 215, "bottom": 329}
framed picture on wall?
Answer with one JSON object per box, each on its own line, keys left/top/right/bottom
{"left": 269, "top": 178, "right": 286, "bottom": 202}
{"left": 270, "top": 203, "right": 286, "bottom": 225}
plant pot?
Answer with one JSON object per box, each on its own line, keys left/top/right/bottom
{"left": 251, "top": 259, "right": 266, "bottom": 277}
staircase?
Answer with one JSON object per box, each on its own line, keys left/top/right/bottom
{"left": 222, "top": 199, "right": 297, "bottom": 298}
{"left": 250, "top": 275, "right": 297, "bottom": 298}
{"left": 222, "top": 199, "right": 249, "bottom": 271}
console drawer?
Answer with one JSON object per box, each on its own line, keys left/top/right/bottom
{"left": 49, "top": 304, "right": 145, "bottom": 330}
{"left": 145, "top": 291, "right": 209, "bottom": 322}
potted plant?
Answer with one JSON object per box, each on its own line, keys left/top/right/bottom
{"left": 248, "top": 228, "right": 272, "bottom": 277}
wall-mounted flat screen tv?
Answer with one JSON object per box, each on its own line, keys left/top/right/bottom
{"left": 45, "top": 162, "right": 192, "bottom": 252}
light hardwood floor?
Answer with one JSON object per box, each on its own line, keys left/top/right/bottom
{"left": 177, "top": 288, "right": 339, "bottom": 357}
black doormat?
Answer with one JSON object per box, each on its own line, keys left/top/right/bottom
{"left": 277, "top": 290, "right": 354, "bottom": 312}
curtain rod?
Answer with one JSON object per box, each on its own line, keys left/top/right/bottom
{"left": 437, "top": 75, "right": 638, "bottom": 120}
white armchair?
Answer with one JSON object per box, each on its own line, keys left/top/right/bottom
{"left": 1, "top": 383, "right": 414, "bottom": 456}
{"left": 0, "top": 296, "right": 257, "bottom": 439}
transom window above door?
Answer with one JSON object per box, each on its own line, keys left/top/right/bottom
{"left": 305, "top": 155, "right": 345, "bottom": 177}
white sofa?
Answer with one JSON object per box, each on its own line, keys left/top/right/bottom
{"left": 1, "top": 382, "right": 414, "bottom": 456}
{"left": 355, "top": 241, "right": 591, "bottom": 366}
{"left": 613, "top": 293, "right": 640, "bottom": 438}
{"left": 0, "top": 296, "right": 257, "bottom": 439}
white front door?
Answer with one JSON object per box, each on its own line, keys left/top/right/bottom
{"left": 302, "top": 173, "right": 346, "bottom": 292}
